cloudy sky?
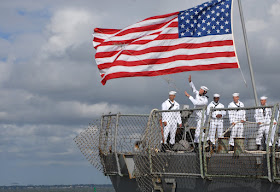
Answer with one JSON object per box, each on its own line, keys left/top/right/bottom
{"left": 0, "top": 0, "right": 279, "bottom": 186}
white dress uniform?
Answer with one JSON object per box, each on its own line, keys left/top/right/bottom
{"left": 188, "top": 81, "right": 208, "bottom": 143}
{"left": 162, "top": 99, "right": 182, "bottom": 145}
{"left": 228, "top": 101, "right": 246, "bottom": 146}
{"left": 275, "top": 110, "right": 280, "bottom": 147}
{"left": 255, "top": 107, "right": 273, "bottom": 146}
{"left": 207, "top": 101, "right": 226, "bottom": 145}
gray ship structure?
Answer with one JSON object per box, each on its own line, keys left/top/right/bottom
{"left": 75, "top": 105, "right": 280, "bottom": 192}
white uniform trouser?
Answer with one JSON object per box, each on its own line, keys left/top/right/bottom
{"left": 256, "top": 125, "right": 270, "bottom": 146}
{"left": 207, "top": 120, "right": 223, "bottom": 145}
{"left": 194, "top": 118, "right": 206, "bottom": 143}
{"left": 229, "top": 123, "right": 244, "bottom": 146}
{"left": 257, "top": 124, "right": 277, "bottom": 147}
{"left": 270, "top": 124, "right": 277, "bottom": 147}
{"left": 163, "top": 121, "right": 177, "bottom": 144}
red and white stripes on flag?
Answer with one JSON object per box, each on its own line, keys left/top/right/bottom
{"left": 93, "top": 0, "right": 239, "bottom": 85}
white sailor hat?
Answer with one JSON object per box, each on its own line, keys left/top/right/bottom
{"left": 260, "top": 96, "right": 267, "bottom": 100}
{"left": 200, "top": 86, "right": 209, "bottom": 91}
{"left": 232, "top": 93, "right": 239, "bottom": 97}
{"left": 169, "top": 91, "right": 177, "bottom": 95}
{"left": 213, "top": 94, "right": 220, "bottom": 98}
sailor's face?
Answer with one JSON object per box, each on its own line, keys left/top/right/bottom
{"left": 199, "top": 89, "right": 205, "bottom": 95}
{"left": 169, "top": 95, "right": 175, "bottom": 101}
{"left": 260, "top": 99, "right": 266, "bottom": 106}
{"left": 233, "top": 96, "right": 239, "bottom": 103}
{"left": 214, "top": 97, "right": 219, "bottom": 103}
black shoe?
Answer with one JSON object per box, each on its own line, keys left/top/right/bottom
{"left": 165, "top": 143, "right": 173, "bottom": 152}
{"left": 208, "top": 141, "right": 215, "bottom": 153}
{"left": 161, "top": 143, "right": 166, "bottom": 152}
{"left": 166, "top": 143, "right": 171, "bottom": 150}
{"left": 211, "top": 145, "right": 216, "bottom": 153}
{"left": 205, "top": 141, "right": 210, "bottom": 152}
{"left": 194, "top": 143, "right": 199, "bottom": 153}
{"left": 170, "top": 144, "right": 174, "bottom": 151}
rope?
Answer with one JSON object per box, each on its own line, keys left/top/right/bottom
{"left": 214, "top": 120, "right": 271, "bottom": 143}
{"left": 239, "top": 67, "right": 247, "bottom": 87}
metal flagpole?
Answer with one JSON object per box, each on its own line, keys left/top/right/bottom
{"left": 237, "top": 0, "right": 258, "bottom": 106}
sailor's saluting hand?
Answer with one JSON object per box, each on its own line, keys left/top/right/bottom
{"left": 185, "top": 75, "right": 192, "bottom": 97}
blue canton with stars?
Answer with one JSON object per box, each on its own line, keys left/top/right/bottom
{"left": 178, "top": 0, "right": 232, "bottom": 38}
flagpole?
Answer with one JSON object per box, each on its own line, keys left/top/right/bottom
{"left": 237, "top": 0, "right": 258, "bottom": 106}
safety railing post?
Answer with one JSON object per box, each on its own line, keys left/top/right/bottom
{"left": 199, "top": 107, "right": 206, "bottom": 179}
{"left": 99, "top": 115, "right": 104, "bottom": 151}
{"left": 267, "top": 105, "right": 277, "bottom": 182}
{"left": 147, "top": 109, "right": 157, "bottom": 174}
{"left": 99, "top": 115, "right": 106, "bottom": 172}
{"left": 272, "top": 104, "right": 280, "bottom": 180}
{"left": 203, "top": 108, "right": 212, "bottom": 178}
{"left": 114, "top": 113, "right": 123, "bottom": 176}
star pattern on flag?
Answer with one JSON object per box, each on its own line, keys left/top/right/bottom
{"left": 178, "top": 0, "right": 232, "bottom": 38}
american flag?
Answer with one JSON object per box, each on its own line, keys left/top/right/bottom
{"left": 93, "top": 0, "right": 239, "bottom": 85}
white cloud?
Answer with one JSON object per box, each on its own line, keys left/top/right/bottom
{"left": 43, "top": 8, "right": 99, "bottom": 56}
{"left": 0, "top": 38, "right": 12, "bottom": 58}
{"left": 246, "top": 19, "right": 267, "bottom": 32}
{"left": 0, "top": 56, "right": 14, "bottom": 86}
{"left": 0, "top": 87, "right": 150, "bottom": 124}
{"left": 265, "top": 37, "right": 278, "bottom": 51}
{"left": 270, "top": 0, "right": 280, "bottom": 16}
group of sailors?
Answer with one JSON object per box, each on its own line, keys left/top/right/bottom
{"left": 161, "top": 75, "right": 278, "bottom": 152}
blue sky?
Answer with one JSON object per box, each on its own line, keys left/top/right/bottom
{"left": 0, "top": 0, "right": 280, "bottom": 186}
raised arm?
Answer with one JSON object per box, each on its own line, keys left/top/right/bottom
{"left": 189, "top": 95, "right": 207, "bottom": 106}
{"left": 188, "top": 75, "right": 198, "bottom": 94}
{"left": 189, "top": 82, "right": 198, "bottom": 94}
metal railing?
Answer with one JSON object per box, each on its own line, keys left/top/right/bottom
{"left": 272, "top": 105, "right": 280, "bottom": 181}
{"left": 203, "top": 105, "right": 278, "bottom": 181}
{"left": 74, "top": 113, "right": 149, "bottom": 176}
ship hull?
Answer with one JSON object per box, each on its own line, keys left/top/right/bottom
{"left": 109, "top": 175, "right": 139, "bottom": 192}
{"left": 110, "top": 175, "right": 280, "bottom": 192}
{"left": 106, "top": 151, "right": 280, "bottom": 192}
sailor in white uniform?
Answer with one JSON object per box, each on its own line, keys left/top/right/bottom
{"left": 228, "top": 93, "right": 246, "bottom": 149}
{"left": 161, "top": 91, "right": 182, "bottom": 148}
{"left": 184, "top": 75, "right": 209, "bottom": 145}
{"left": 276, "top": 110, "right": 280, "bottom": 149}
{"left": 207, "top": 94, "right": 226, "bottom": 146}
{"left": 255, "top": 96, "right": 277, "bottom": 150}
